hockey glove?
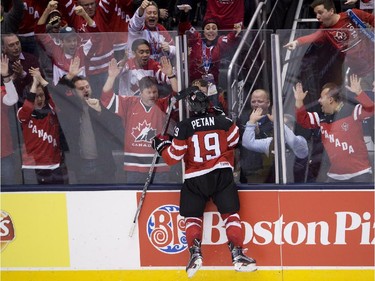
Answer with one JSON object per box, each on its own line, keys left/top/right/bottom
{"left": 211, "top": 106, "right": 225, "bottom": 116}
{"left": 152, "top": 134, "right": 172, "bottom": 156}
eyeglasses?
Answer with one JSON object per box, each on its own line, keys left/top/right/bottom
{"left": 79, "top": 1, "right": 96, "bottom": 8}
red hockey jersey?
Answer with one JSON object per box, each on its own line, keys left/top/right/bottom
{"left": 18, "top": 0, "right": 48, "bottom": 36}
{"left": 178, "top": 22, "right": 240, "bottom": 84}
{"left": 296, "top": 92, "right": 374, "bottom": 180}
{"left": 118, "top": 57, "right": 168, "bottom": 96}
{"left": 161, "top": 113, "right": 239, "bottom": 179}
{"left": 35, "top": 25, "right": 89, "bottom": 85}
{"left": 101, "top": 90, "right": 172, "bottom": 172}
{"left": 58, "top": 0, "right": 115, "bottom": 75}
{"left": 204, "top": 0, "right": 244, "bottom": 30}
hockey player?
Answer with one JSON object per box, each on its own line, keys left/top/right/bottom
{"left": 152, "top": 90, "right": 257, "bottom": 277}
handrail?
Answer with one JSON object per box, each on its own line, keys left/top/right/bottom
{"left": 227, "top": 0, "right": 267, "bottom": 121}
{"left": 281, "top": 0, "right": 309, "bottom": 88}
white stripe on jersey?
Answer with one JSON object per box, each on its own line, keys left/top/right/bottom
{"left": 227, "top": 125, "right": 239, "bottom": 144}
{"left": 353, "top": 104, "right": 362, "bottom": 121}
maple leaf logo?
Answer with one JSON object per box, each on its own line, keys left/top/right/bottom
{"left": 132, "top": 120, "right": 157, "bottom": 142}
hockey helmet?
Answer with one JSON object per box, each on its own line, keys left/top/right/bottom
{"left": 187, "top": 89, "right": 209, "bottom": 114}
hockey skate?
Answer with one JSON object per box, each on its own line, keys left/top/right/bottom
{"left": 186, "top": 239, "right": 203, "bottom": 278}
{"left": 228, "top": 242, "right": 257, "bottom": 272}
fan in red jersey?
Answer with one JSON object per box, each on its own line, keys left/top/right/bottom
{"left": 284, "top": 0, "right": 374, "bottom": 90}
{"left": 118, "top": 39, "right": 177, "bottom": 96}
{"left": 17, "top": 67, "right": 67, "bottom": 184}
{"left": 152, "top": 89, "right": 257, "bottom": 277}
{"left": 101, "top": 56, "right": 179, "bottom": 184}
{"left": 177, "top": 4, "right": 241, "bottom": 105}
{"left": 294, "top": 74, "right": 374, "bottom": 182}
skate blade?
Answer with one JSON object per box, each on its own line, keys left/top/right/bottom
{"left": 234, "top": 262, "right": 257, "bottom": 272}
{"left": 187, "top": 258, "right": 203, "bottom": 278}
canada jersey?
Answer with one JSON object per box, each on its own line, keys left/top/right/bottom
{"left": 296, "top": 92, "right": 373, "bottom": 180}
{"left": 162, "top": 113, "right": 239, "bottom": 179}
{"left": 17, "top": 101, "right": 61, "bottom": 169}
{"left": 118, "top": 58, "right": 167, "bottom": 96}
{"left": 101, "top": 90, "right": 170, "bottom": 172}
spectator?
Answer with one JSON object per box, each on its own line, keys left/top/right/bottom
{"left": 112, "top": 0, "right": 135, "bottom": 60}
{"left": 1, "top": 54, "right": 20, "bottom": 185}
{"left": 35, "top": 2, "right": 70, "bottom": 82}
{"left": 1, "top": 33, "right": 40, "bottom": 103}
{"left": 36, "top": 24, "right": 92, "bottom": 86}
{"left": 37, "top": 1, "right": 67, "bottom": 34}
{"left": 118, "top": 38, "right": 177, "bottom": 96}
{"left": 57, "top": 57, "right": 124, "bottom": 184}
{"left": 0, "top": 0, "right": 23, "bottom": 34}
{"left": 127, "top": 0, "right": 177, "bottom": 62}
{"left": 238, "top": 89, "right": 273, "bottom": 183}
{"left": 284, "top": 0, "right": 374, "bottom": 90}
{"left": 59, "top": 0, "right": 116, "bottom": 98}
{"left": 242, "top": 107, "right": 309, "bottom": 183}
{"left": 17, "top": 0, "right": 49, "bottom": 55}
{"left": 178, "top": 5, "right": 241, "bottom": 90}
{"left": 101, "top": 57, "right": 178, "bottom": 184}
{"left": 151, "top": 90, "right": 257, "bottom": 277}
{"left": 358, "top": 0, "right": 374, "bottom": 12}
{"left": 293, "top": 74, "right": 374, "bottom": 182}
{"left": 17, "top": 67, "right": 67, "bottom": 184}
{"left": 154, "top": 0, "right": 179, "bottom": 30}
{"left": 203, "top": 0, "right": 245, "bottom": 30}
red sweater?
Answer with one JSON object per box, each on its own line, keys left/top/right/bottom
{"left": 296, "top": 92, "right": 374, "bottom": 180}
{"left": 17, "top": 98, "right": 61, "bottom": 169}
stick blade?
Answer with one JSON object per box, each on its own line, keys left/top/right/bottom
{"left": 129, "top": 221, "right": 137, "bottom": 237}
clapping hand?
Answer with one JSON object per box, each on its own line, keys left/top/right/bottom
{"left": 11, "top": 60, "right": 25, "bottom": 78}
{"left": 29, "top": 67, "right": 48, "bottom": 87}
{"left": 249, "top": 107, "right": 265, "bottom": 124}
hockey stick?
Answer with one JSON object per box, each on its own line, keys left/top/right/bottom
{"left": 347, "top": 9, "right": 375, "bottom": 43}
{"left": 129, "top": 86, "right": 197, "bottom": 237}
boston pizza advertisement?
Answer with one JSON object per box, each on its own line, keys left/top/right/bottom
{"left": 138, "top": 190, "right": 375, "bottom": 267}
{"left": 1, "top": 189, "right": 374, "bottom": 280}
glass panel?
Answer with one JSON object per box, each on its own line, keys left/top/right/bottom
{"left": 277, "top": 28, "right": 374, "bottom": 184}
